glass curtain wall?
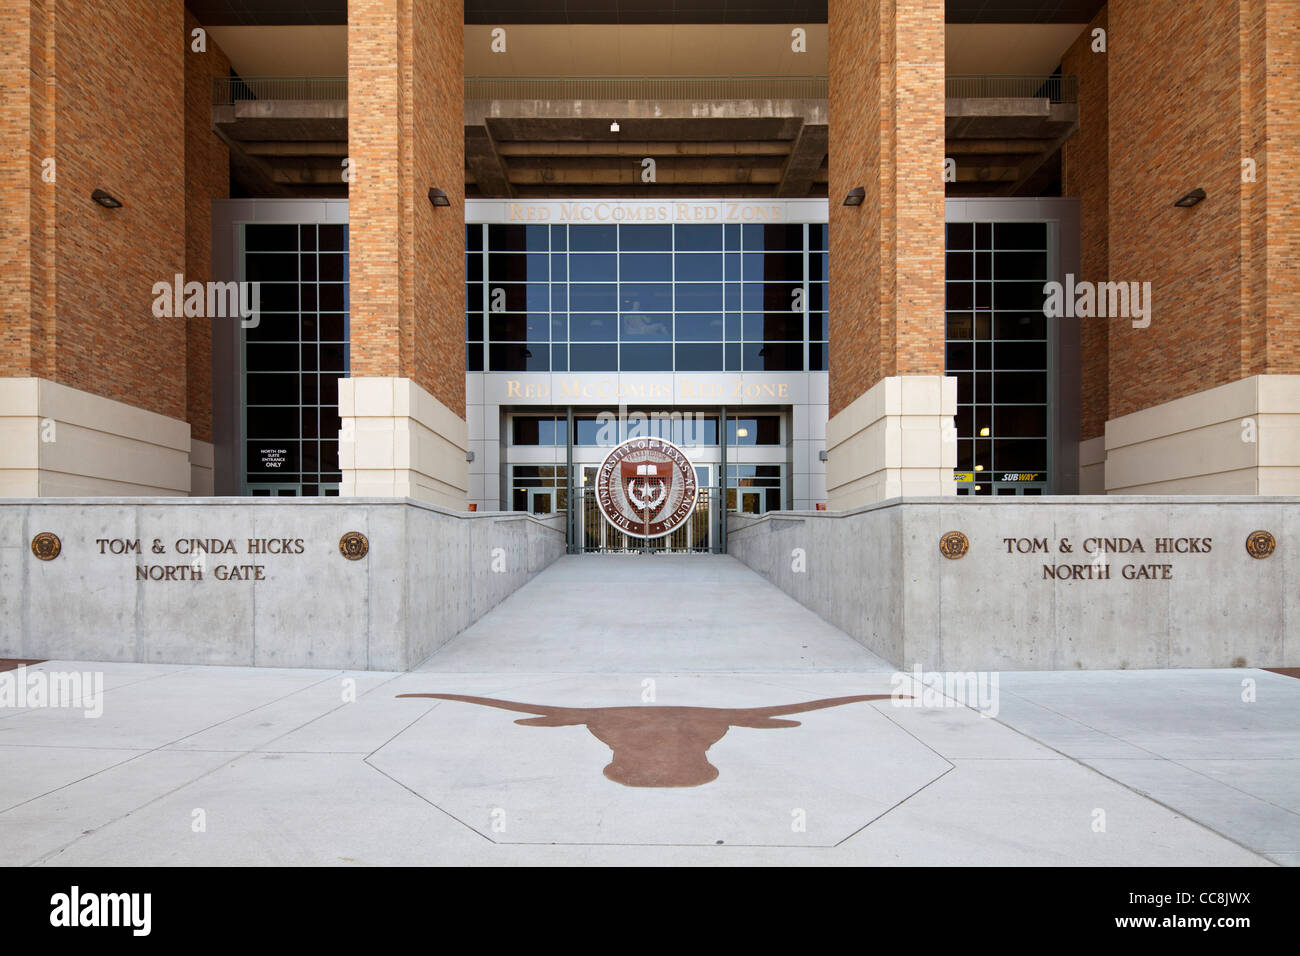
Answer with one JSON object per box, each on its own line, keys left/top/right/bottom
{"left": 944, "top": 221, "right": 1050, "bottom": 494}
{"left": 242, "top": 223, "right": 350, "bottom": 495}
{"left": 466, "top": 223, "right": 829, "bottom": 373}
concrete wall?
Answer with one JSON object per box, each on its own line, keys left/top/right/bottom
{"left": 729, "top": 497, "right": 1299, "bottom": 671}
{"left": 0, "top": 498, "right": 564, "bottom": 670}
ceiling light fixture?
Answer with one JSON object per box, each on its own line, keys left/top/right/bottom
{"left": 609, "top": 121, "right": 620, "bottom": 133}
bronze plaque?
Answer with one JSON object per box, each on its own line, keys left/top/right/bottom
{"left": 939, "top": 531, "right": 969, "bottom": 560}
{"left": 30, "top": 532, "right": 61, "bottom": 561}
{"left": 1245, "top": 530, "right": 1276, "bottom": 560}
{"left": 339, "top": 531, "right": 369, "bottom": 561}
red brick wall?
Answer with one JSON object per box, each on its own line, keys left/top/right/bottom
{"left": 0, "top": 0, "right": 53, "bottom": 379}
{"left": 828, "top": 0, "right": 945, "bottom": 417}
{"left": 1, "top": 0, "right": 190, "bottom": 423}
{"left": 1254, "top": 0, "right": 1300, "bottom": 376}
{"left": 1107, "top": 0, "right": 1299, "bottom": 419}
{"left": 184, "top": 12, "right": 230, "bottom": 444}
{"left": 184, "top": 10, "right": 229, "bottom": 445}
{"left": 1062, "top": 8, "right": 1109, "bottom": 440}
{"left": 349, "top": 0, "right": 465, "bottom": 419}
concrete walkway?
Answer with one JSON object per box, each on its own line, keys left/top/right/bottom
{"left": 417, "top": 554, "right": 890, "bottom": 672}
{"left": 0, "top": 554, "right": 1293, "bottom": 865}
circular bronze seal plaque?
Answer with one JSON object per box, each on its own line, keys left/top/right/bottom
{"left": 595, "top": 437, "right": 699, "bottom": 539}
{"left": 939, "top": 531, "right": 969, "bottom": 560}
{"left": 30, "top": 532, "right": 62, "bottom": 561}
{"left": 1245, "top": 530, "right": 1276, "bottom": 560}
{"left": 339, "top": 531, "right": 369, "bottom": 561}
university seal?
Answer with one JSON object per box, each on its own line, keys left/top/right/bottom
{"left": 595, "top": 437, "right": 698, "bottom": 539}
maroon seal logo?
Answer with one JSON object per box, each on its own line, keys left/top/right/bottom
{"left": 595, "top": 437, "right": 698, "bottom": 538}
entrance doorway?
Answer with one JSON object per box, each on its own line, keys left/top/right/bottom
{"left": 574, "top": 464, "right": 718, "bottom": 553}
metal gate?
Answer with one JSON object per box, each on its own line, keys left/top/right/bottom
{"left": 572, "top": 485, "right": 721, "bottom": 553}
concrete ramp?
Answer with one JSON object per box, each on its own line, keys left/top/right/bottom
{"left": 415, "top": 554, "right": 890, "bottom": 673}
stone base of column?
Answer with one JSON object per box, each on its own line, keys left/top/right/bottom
{"left": 338, "top": 377, "right": 469, "bottom": 509}
{"left": 825, "top": 375, "right": 957, "bottom": 509}
{"left": 0, "top": 377, "right": 192, "bottom": 496}
{"left": 1078, "top": 435, "right": 1106, "bottom": 494}
{"left": 190, "top": 439, "right": 214, "bottom": 496}
{"left": 1104, "top": 375, "right": 1300, "bottom": 494}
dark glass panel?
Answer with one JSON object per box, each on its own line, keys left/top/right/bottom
{"left": 674, "top": 343, "right": 723, "bottom": 371}
{"left": 569, "top": 313, "right": 617, "bottom": 341}
{"left": 675, "top": 313, "right": 724, "bottom": 341}
{"left": 244, "top": 224, "right": 298, "bottom": 251}
{"left": 620, "top": 343, "right": 673, "bottom": 371}
{"left": 619, "top": 224, "right": 671, "bottom": 251}
{"left": 569, "top": 343, "right": 618, "bottom": 371}
{"left": 994, "top": 222, "right": 1047, "bottom": 249}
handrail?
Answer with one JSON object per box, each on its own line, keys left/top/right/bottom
{"left": 945, "top": 74, "right": 1077, "bottom": 104}
{"left": 213, "top": 75, "right": 348, "bottom": 106}
{"left": 214, "top": 73, "right": 1078, "bottom": 107}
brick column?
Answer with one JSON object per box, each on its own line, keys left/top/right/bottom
{"left": 825, "top": 0, "right": 953, "bottom": 508}
{"left": 1, "top": 0, "right": 195, "bottom": 497}
{"left": 343, "top": 0, "right": 468, "bottom": 508}
{"left": 1061, "top": 7, "right": 1109, "bottom": 493}
{"left": 1099, "top": 0, "right": 1300, "bottom": 494}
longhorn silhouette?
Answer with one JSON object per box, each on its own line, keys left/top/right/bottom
{"left": 398, "top": 693, "right": 900, "bottom": 787}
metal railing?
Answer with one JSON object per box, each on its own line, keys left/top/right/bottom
{"left": 214, "top": 73, "right": 1076, "bottom": 107}
{"left": 213, "top": 75, "right": 347, "bottom": 106}
{"left": 466, "top": 74, "right": 828, "bottom": 100}
{"left": 945, "top": 74, "right": 1077, "bottom": 104}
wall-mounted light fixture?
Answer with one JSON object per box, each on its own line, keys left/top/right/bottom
{"left": 609, "top": 121, "right": 620, "bottom": 133}
{"left": 91, "top": 189, "right": 123, "bottom": 209}
{"left": 1173, "top": 188, "right": 1206, "bottom": 208}
{"left": 842, "top": 187, "right": 865, "bottom": 206}
{"left": 428, "top": 187, "right": 450, "bottom": 207}
{"left": 465, "top": 450, "right": 475, "bottom": 463}
{"left": 819, "top": 449, "right": 829, "bottom": 462}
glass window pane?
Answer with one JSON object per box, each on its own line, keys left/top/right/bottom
{"left": 675, "top": 253, "right": 722, "bottom": 281}
{"left": 620, "top": 343, "right": 673, "bottom": 371}
{"left": 570, "top": 313, "right": 616, "bottom": 341}
{"left": 619, "top": 224, "right": 671, "bottom": 251}
{"left": 675, "top": 225, "right": 723, "bottom": 251}
{"left": 674, "top": 343, "right": 723, "bottom": 371}
{"left": 619, "top": 253, "right": 671, "bottom": 281}
{"left": 569, "top": 283, "right": 617, "bottom": 311}
{"left": 621, "top": 313, "right": 672, "bottom": 340}
{"left": 569, "top": 225, "right": 616, "bottom": 251}
{"left": 570, "top": 343, "right": 618, "bottom": 371}
{"left": 569, "top": 253, "right": 617, "bottom": 282}
{"left": 675, "top": 283, "right": 724, "bottom": 311}
{"left": 675, "top": 314, "right": 724, "bottom": 341}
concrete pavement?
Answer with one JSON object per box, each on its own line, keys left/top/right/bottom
{"left": 0, "top": 555, "right": 1293, "bottom": 865}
